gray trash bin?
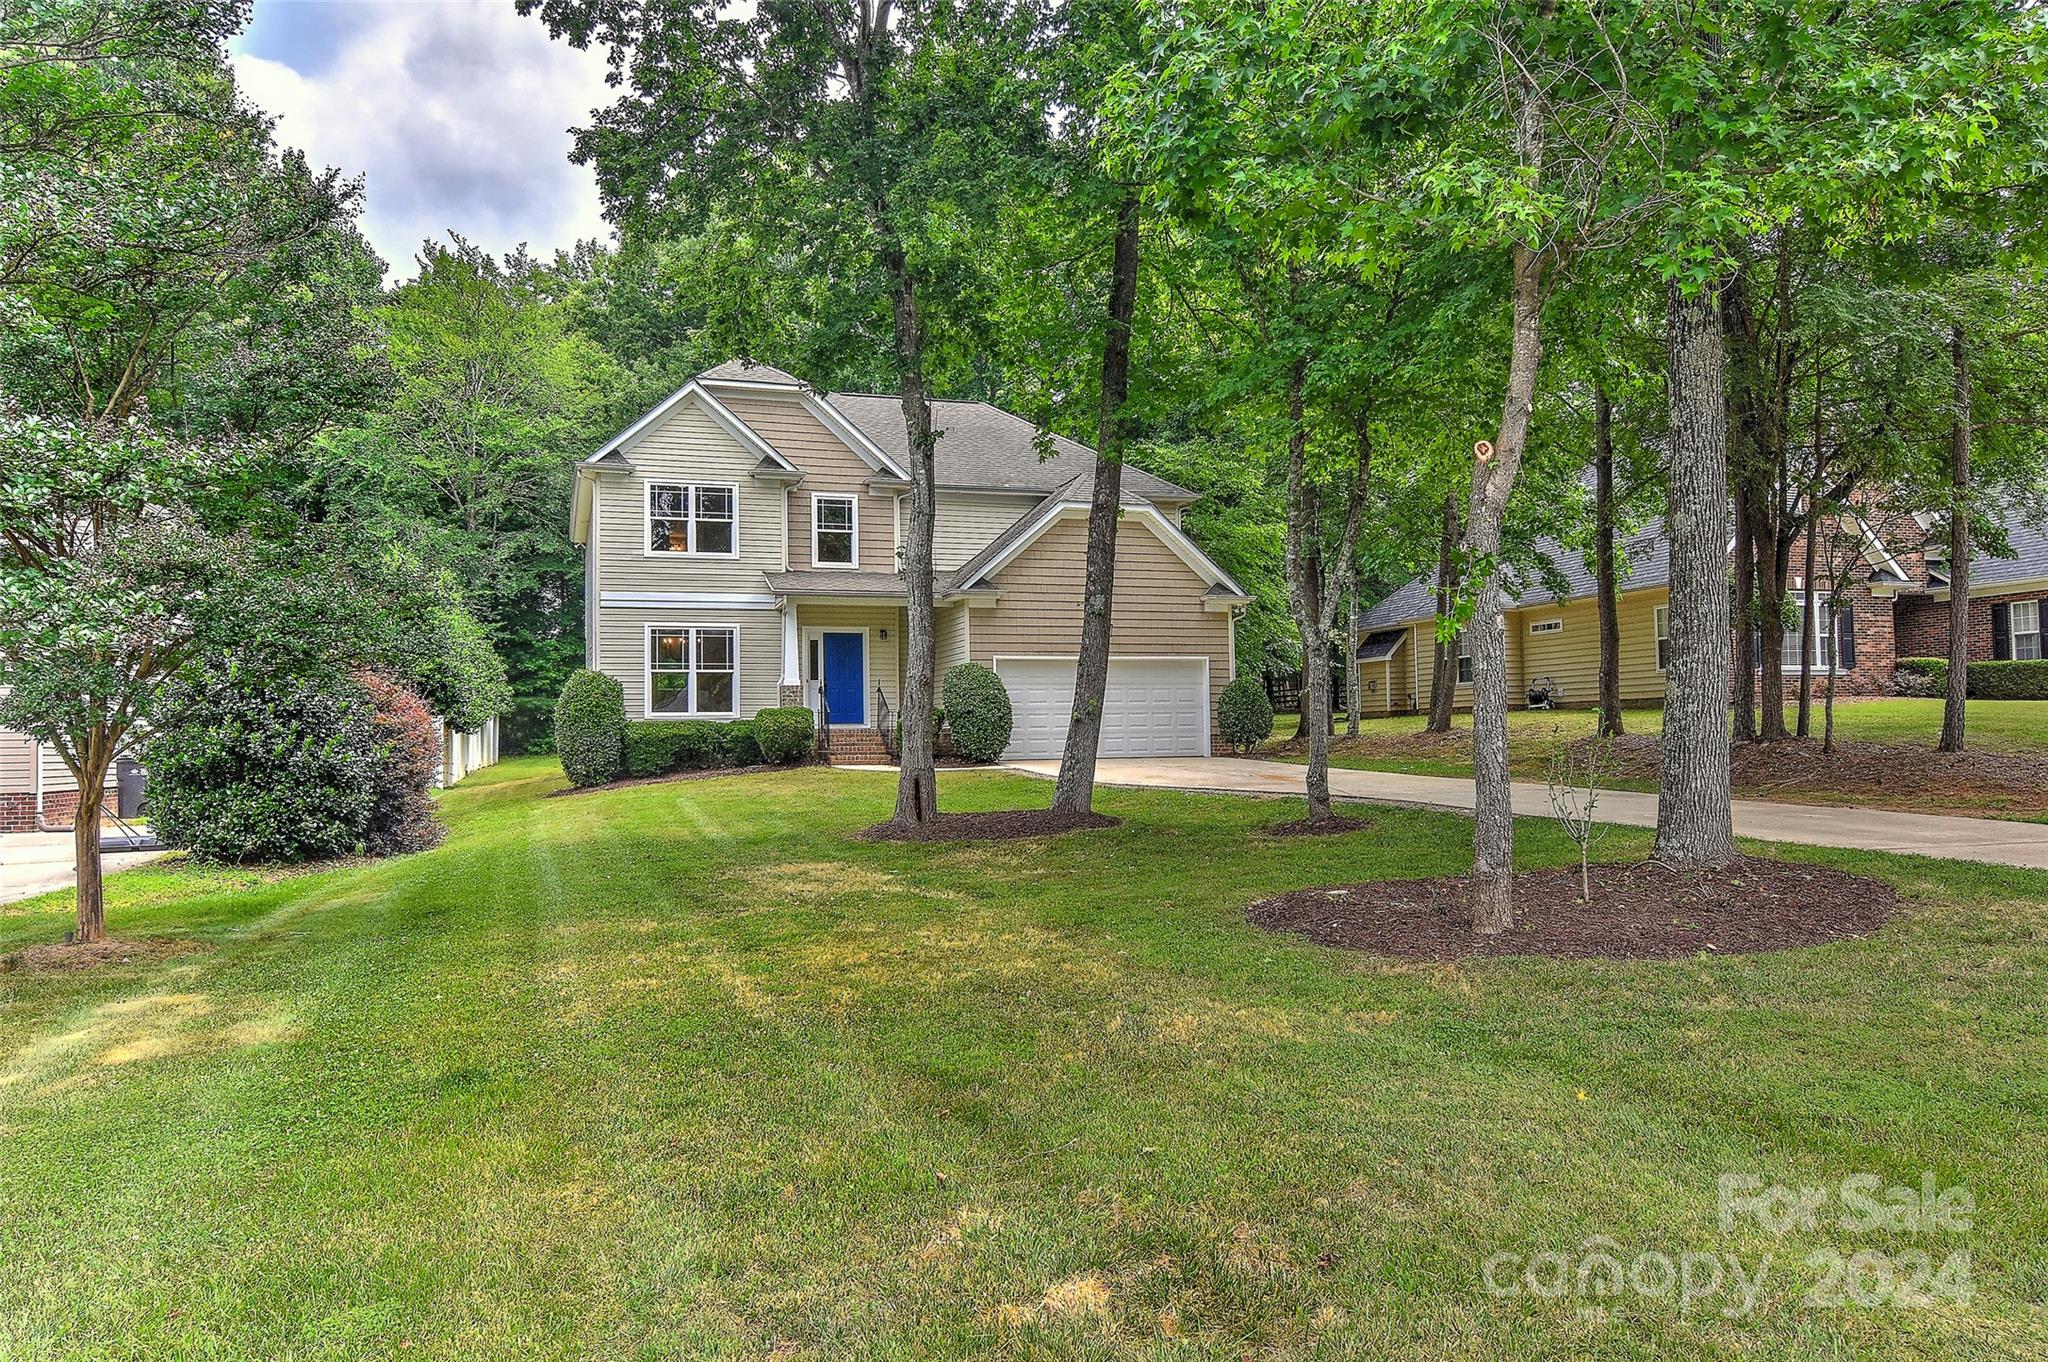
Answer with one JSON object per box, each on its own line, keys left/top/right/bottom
{"left": 115, "top": 758, "right": 147, "bottom": 819}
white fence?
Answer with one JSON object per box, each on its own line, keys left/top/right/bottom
{"left": 433, "top": 716, "right": 501, "bottom": 789}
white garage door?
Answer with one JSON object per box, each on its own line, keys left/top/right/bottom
{"left": 995, "top": 657, "right": 1209, "bottom": 760}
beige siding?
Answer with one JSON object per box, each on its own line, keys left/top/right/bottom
{"left": 598, "top": 606, "right": 784, "bottom": 720}
{"left": 794, "top": 603, "right": 905, "bottom": 720}
{"left": 968, "top": 516, "right": 1232, "bottom": 735}
{"left": 596, "top": 398, "right": 786, "bottom": 592}
{"left": 1394, "top": 586, "right": 1672, "bottom": 713}
{"left": 1355, "top": 634, "right": 1411, "bottom": 717}
{"left": 935, "top": 603, "right": 971, "bottom": 670}
{"left": 0, "top": 728, "right": 32, "bottom": 795}
{"left": 719, "top": 396, "right": 897, "bottom": 573}
{"left": 934, "top": 492, "right": 1039, "bottom": 570}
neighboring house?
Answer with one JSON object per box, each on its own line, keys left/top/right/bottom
{"left": 1354, "top": 507, "right": 2048, "bottom": 717}
{"left": 569, "top": 360, "right": 1251, "bottom": 760}
{"left": 0, "top": 726, "right": 90, "bottom": 834}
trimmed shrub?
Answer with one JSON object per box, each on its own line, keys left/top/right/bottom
{"left": 555, "top": 670, "right": 626, "bottom": 786}
{"left": 722, "top": 718, "right": 763, "bottom": 766}
{"left": 754, "top": 707, "right": 815, "bottom": 764}
{"left": 1895, "top": 656, "right": 2048, "bottom": 700}
{"left": 623, "top": 720, "right": 726, "bottom": 776}
{"left": 146, "top": 663, "right": 379, "bottom": 864}
{"left": 1218, "top": 675, "right": 1275, "bottom": 752}
{"left": 942, "top": 664, "right": 1012, "bottom": 763}
{"left": 358, "top": 670, "right": 444, "bottom": 856}
{"left": 1968, "top": 658, "right": 2048, "bottom": 700}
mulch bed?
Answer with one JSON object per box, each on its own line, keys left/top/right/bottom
{"left": 1, "top": 937, "right": 205, "bottom": 973}
{"left": 1263, "top": 814, "right": 1377, "bottom": 838}
{"left": 1247, "top": 856, "right": 1895, "bottom": 961}
{"left": 860, "top": 809, "right": 1121, "bottom": 842}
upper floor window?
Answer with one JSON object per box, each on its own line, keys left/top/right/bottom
{"left": 1654, "top": 605, "right": 1670, "bottom": 671}
{"left": 813, "top": 494, "right": 857, "bottom": 567}
{"left": 648, "top": 482, "right": 736, "bottom": 556}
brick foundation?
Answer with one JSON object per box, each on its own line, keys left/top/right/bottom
{"left": 777, "top": 684, "right": 804, "bottom": 707}
{"left": 0, "top": 788, "right": 110, "bottom": 834}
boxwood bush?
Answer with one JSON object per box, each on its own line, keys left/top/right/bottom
{"left": 623, "top": 720, "right": 726, "bottom": 777}
{"left": 941, "top": 664, "right": 1012, "bottom": 763}
{"left": 722, "top": 718, "right": 763, "bottom": 765}
{"left": 1218, "top": 675, "right": 1275, "bottom": 752}
{"left": 1968, "top": 658, "right": 2048, "bottom": 699}
{"left": 754, "top": 707, "right": 815, "bottom": 764}
{"left": 146, "top": 663, "right": 380, "bottom": 864}
{"left": 1895, "top": 657, "right": 2048, "bottom": 700}
{"left": 555, "top": 669, "right": 626, "bottom": 786}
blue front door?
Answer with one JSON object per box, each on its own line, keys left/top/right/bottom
{"left": 822, "top": 632, "right": 865, "bottom": 724}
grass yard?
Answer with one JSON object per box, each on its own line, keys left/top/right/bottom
{"left": 1273, "top": 700, "right": 2048, "bottom": 820}
{"left": 3, "top": 757, "right": 2046, "bottom": 1358}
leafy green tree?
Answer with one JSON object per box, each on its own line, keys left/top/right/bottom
{"left": 520, "top": 0, "right": 1054, "bottom": 826}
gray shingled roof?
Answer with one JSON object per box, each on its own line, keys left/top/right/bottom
{"left": 1971, "top": 507, "right": 2048, "bottom": 589}
{"left": 823, "top": 391, "right": 1197, "bottom": 504}
{"left": 1359, "top": 523, "right": 1673, "bottom": 629}
{"left": 764, "top": 570, "right": 907, "bottom": 597}
{"left": 698, "top": 359, "right": 805, "bottom": 386}
{"left": 1357, "top": 628, "right": 1407, "bottom": 661}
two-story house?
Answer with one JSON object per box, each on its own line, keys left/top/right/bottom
{"left": 569, "top": 360, "right": 1251, "bottom": 760}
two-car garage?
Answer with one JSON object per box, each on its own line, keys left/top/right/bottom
{"left": 994, "top": 657, "right": 1211, "bottom": 760}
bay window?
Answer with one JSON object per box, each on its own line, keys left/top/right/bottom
{"left": 648, "top": 626, "right": 738, "bottom": 716}
{"left": 647, "top": 482, "right": 736, "bottom": 555}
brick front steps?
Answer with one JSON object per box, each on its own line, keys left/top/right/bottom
{"left": 823, "top": 727, "right": 892, "bottom": 766}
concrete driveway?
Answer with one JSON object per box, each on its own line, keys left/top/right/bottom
{"left": 1003, "top": 756, "right": 2048, "bottom": 871}
{"left": 0, "top": 832, "right": 166, "bottom": 907}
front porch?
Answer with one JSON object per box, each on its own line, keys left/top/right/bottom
{"left": 771, "top": 582, "right": 908, "bottom": 762}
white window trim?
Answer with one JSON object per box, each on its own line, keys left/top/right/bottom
{"left": 1529, "top": 618, "right": 1563, "bottom": 636}
{"left": 645, "top": 623, "right": 741, "bottom": 718}
{"left": 643, "top": 480, "right": 741, "bottom": 559}
{"left": 1654, "top": 605, "right": 1670, "bottom": 673}
{"left": 1455, "top": 633, "right": 1472, "bottom": 687}
{"left": 1781, "top": 591, "right": 1841, "bottom": 676}
{"left": 811, "top": 492, "right": 859, "bottom": 569}
{"left": 2012, "top": 600, "right": 2042, "bottom": 661}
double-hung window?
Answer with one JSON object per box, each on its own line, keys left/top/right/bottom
{"left": 2013, "top": 601, "right": 2043, "bottom": 661}
{"left": 1654, "top": 605, "right": 1670, "bottom": 671}
{"left": 1455, "top": 633, "right": 1472, "bottom": 685}
{"left": 813, "top": 494, "right": 858, "bottom": 567}
{"left": 1781, "top": 592, "right": 1837, "bottom": 673}
{"left": 649, "top": 626, "right": 738, "bottom": 716}
{"left": 648, "top": 482, "right": 736, "bottom": 555}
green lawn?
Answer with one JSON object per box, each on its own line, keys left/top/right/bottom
{"left": 3, "top": 757, "right": 2046, "bottom": 1358}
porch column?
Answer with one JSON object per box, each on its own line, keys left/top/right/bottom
{"left": 778, "top": 602, "right": 803, "bottom": 707}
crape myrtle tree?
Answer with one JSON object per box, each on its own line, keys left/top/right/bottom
{"left": 520, "top": 0, "right": 1055, "bottom": 826}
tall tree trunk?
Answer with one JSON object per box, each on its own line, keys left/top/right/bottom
{"left": 1731, "top": 490, "right": 1757, "bottom": 741}
{"left": 883, "top": 244, "right": 939, "bottom": 825}
{"left": 68, "top": 735, "right": 110, "bottom": 943}
{"left": 1281, "top": 357, "right": 1334, "bottom": 822}
{"left": 1465, "top": 240, "right": 1547, "bottom": 934}
{"left": 1592, "top": 383, "right": 1623, "bottom": 737}
{"left": 1654, "top": 281, "right": 1737, "bottom": 868}
{"left": 1426, "top": 491, "right": 1458, "bottom": 732}
{"left": 1346, "top": 576, "right": 1362, "bottom": 738}
{"left": 1796, "top": 519, "right": 1817, "bottom": 736}
{"left": 1053, "top": 194, "right": 1140, "bottom": 815}
{"left": 1939, "top": 324, "right": 1971, "bottom": 753}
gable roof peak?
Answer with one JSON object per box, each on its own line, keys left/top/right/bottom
{"left": 697, "top": 358, "right": 806, "bottom": 387}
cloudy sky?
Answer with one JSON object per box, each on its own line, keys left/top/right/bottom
{"left": 230, "top": 0, "right": 616, "bottom": 283}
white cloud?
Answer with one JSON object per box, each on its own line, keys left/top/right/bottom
{"left": 232, "top": 1, "right": 615, "bottom": 284}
